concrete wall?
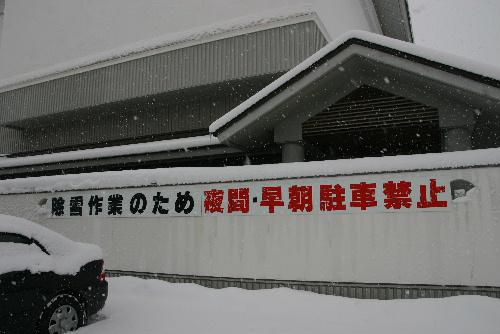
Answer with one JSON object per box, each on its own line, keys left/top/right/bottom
{"left": 0, "top": 0, "right": 377, "bottom": 79}
{"left": 0, "top": 166, "right": 498, "bottom": 287}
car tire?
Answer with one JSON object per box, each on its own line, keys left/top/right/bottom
{"left": 37, "top": 294, "right": 87, "bottom": 334}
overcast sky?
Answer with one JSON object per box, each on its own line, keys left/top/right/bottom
{"left": 1, "top": 0, "right": 499, "bottom": 79}
{"left": 409, "top": 0, "right": 500, "bottom": 68}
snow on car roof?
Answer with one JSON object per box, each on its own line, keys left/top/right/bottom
{"left": 0, "top": 214, "right": 102, "bottom": 275}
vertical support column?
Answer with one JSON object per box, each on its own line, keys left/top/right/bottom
{"left": 274, "top": 120, "right": 304, "bottom": 163}
{"left": 439, "top": 104, "right": 476, "bottom": 152}
{"left": 442, "top": 127, "right": 472, "bottom": 152}
{"left": 281, "top": 142, "right": 305, "bottom": 163}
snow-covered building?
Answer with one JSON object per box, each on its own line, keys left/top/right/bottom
{"left": 1, "top": 1, "right": 500, "bottom": 299}
{"left": 0, "top": 0, "right": 498, "bottom": 179}
{"left": 0, "top": 0, "right": 414, "bottom": 177}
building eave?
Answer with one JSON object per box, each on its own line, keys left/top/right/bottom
{"left": 0, "top": 135, "right": 220, "bottom": 169}
{"left": 210, "top": 30, "right": 500, "bottom": 148}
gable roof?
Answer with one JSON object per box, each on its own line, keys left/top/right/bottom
{"left": 209, "top": 30, "right": 500, "bottom": 148}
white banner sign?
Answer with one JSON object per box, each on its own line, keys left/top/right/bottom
{"left": 49, "top": 176, "right": 452, "bottom": 219}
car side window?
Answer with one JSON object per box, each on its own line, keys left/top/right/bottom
{"left": 0, "top": 233, "right": 32, "bottom": 244}
{"left": 0, "top": 233, "right": 49, "bottom": 254}
{"left": 0, "top": 233, "right": 52, "bottom": 274}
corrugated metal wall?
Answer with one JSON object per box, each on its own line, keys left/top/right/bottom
{"left": 0, "top": 20, "right": 327, "bottom": 125}
{"left": 10, "top": 82, "right": 266, "bottom": 154}
{"left": 0, "top": 127, "right": 28, "bottom": 154}
{"left": 0, "top": 77, "right": 274, "bottom": 154}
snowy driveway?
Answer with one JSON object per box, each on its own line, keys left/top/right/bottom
{"left": 74, "top": 276, "right": 500, "bottom": 334}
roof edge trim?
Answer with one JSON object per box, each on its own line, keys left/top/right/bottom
{"left": 403, "top": 0, "right": 415, "bottom": 42}
{"left": 0, "top": 135, "right": 220, "bottom": 169}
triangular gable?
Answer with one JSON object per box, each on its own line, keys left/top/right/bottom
{"left": 210, "top": 30, "right": 500, "bottom": 149}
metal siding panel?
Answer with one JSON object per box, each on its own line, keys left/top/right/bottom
{"left": 182, "top": 47, "right": 190, "bottom": 89}
{"left": 162, "top": 53, "right": 170, "bottom": 92}
{"left": 130, "top": 60, "right": 139, "bottom": 101}
{"left": 227, "top": 38, "right": 234, "bottom": 81}
{"left": 73, "top": 76, "right": 82, "bottom": 111}
{"left": 213, "top": 43, "right": 219, "bottom": 83}
{"left": 141, "top": 57, "right": 151, "bottom": 98}
{"left": 169, "top": 51, "right": 177, "bottom": 92}
{"left": 99, "top": 67, "right": 109, "bottom": 105}
{"left": 182, "top": 47, "right": 189, "bottom": 90}
{"left": 176, "top": 48, "right": 183, "bottom": 90}
{"left": 33, "top": 83, "right": 42, "bottom": 117}
{"left": 92, "top": 69, "right": 103, "bottom": 106}
{"left": 150, "top": 54, "right": 159, "bottom": 94}
{"left": 143, "top": 57, "right": 152, "bottom": 96}
{"left": 191, "top": 44, "right": 199, "bottom": 87}
{"left": 173, "top": 51, "right": 181, "bottom": 92}
{"left": 239, "top": 34, "right": 246, "bottom": 78}
{"left": 137, "top": 57, "right": 147, "bottom": 98}
{"left": 229, "top": 37, "right": 236, "bottom": 80}
{"left": 86, "top": 71, "right": 95, "bottom": 107}
{"left": 108, "top": 63, "right": 118, "bottom": 102}
{"left": 68, "top": 76, "right": 78, "bottom": 110}
{"left": 125, "top": 60, "right": 134, "bottom": 99}
{"left": 268, "top": 28, "right": 277, "bottom": 73}
{"left": 81, "top": 73, "right": 89, "bottom": 109}
{"left": 161, "top": 53, "right": 168, "bottom": 92}
{"left": 205, "top": 43, "right": 213, "bottom": 86}
{"left": 191, "top": 44, "right": 198, "bottom": 87}
{"left": 0, "top": 22, "right": 326, "bottom": 152}
{"left": 117, "top": 62, "right": 126, "bottom": 103}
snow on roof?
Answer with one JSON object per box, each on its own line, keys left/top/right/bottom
{"left": 0, "top": 214, "right": 102, "bottom": 275}
{"left": 209, "top": 30, "right": 500, "bottom": 134}
{"left": 0, "top": 5, "right": 318, "bottom": 92}
{"left": 0, "top": 148, "right": 499, "bottom": 195}
{"left": 0, "top": 135, "right": 219, "bottom": 169}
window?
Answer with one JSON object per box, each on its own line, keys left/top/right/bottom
{"left": 0, "top": 232, "right": 49, "bottom": 254}
{"left": 0, "top": 232, "right": 32, "bottom": 245}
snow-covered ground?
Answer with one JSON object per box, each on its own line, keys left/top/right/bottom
{"left": 75, "top": 276, "right": 500, "bottom": 334}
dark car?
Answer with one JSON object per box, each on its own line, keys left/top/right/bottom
{"left": 0, "top": 215, "right": 108, "bottom": 334}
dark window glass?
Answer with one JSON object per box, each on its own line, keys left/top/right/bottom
{"left": 0, "top": 233, "right": 32, "bottom": 245}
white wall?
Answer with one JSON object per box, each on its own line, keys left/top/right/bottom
{"left": 0, "top": 166, "right": 499, "bottom": 287}
{"left": 408, "top": 0, "right": 500, "bottom": 68}
{"left": 0, "top": 0, "right": 376, "bottom": 80}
